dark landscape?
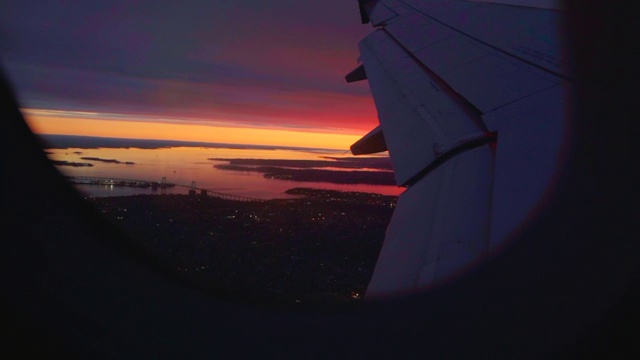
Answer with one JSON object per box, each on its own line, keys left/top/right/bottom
{"left": 214, "top": 164, "right": 396, "bottom": 185}
{"left": 51, "top": 160, "right": 93, "bottom": 167}
{"left": 209, "top": 157, "right": 393, "bottom": 170}
{"left": 88, "top": 188, "right": 397, "bottom": 306}
{"left": 80, "top": 157, "right": 135, "bottom": 164}
{"left": 212, "top": 157, "right": 396, "bottom": 186}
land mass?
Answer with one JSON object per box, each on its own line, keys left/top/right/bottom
{"left": 80, "top": 157, "right": 135, "bottom": 165}
{"left": 215, "top": 164, "right": 396, "bottom": 185}
{"left": 51, "top": 160, "right": 93, "bottom": 167}
{"left": 209, "top": 157, "right": 393, "bottom": 170}
{"left": 87, "top": 188, "right": 397, "bottom": 306}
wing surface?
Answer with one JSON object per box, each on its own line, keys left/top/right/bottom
{"left": 348, "top": 0, "right": 569, "bottom": 298}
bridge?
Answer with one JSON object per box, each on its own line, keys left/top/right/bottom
{"left": 66, "top": 176, "right": 265, "bottom": 202}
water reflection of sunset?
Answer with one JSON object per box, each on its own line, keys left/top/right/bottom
{"left": 46, "top": 146, "right": 403, "bottom": 199}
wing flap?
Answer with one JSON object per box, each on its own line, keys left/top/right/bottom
{"left": 366, "top": 144, "right": 494, "bottom": 298}
{"left": 359, "top": 29, "right": 487, "bottom": 185}
{"left": 482, "top": 84, "right": 568, "bottom": 249}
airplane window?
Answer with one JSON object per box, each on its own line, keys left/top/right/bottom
{"left": 3, "top": 1, "right": 638, "bottom": 357}
{"left": 0, "top": 0, "right": 573, "bottom": 307}
{"left": 1, "top": 1, "right": 404, "bottom": 306}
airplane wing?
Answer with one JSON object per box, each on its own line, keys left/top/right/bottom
{"left": 348, "top": 0, "right": 570, "bottom": 298}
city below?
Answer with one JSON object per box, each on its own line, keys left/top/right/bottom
{"left": 87, "top": 187, "right": 397, "bottom": 306}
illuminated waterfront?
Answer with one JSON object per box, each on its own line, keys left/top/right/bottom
{"left": 45, "top": 145, "right": 404, "bottom": 199}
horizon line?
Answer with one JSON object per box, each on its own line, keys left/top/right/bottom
{"left": 36, "top": 133, "right": 353, "bottom": 153}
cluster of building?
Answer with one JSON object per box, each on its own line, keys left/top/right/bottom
{"left": 88, "top": 189, "right": 397, "bottom": 305}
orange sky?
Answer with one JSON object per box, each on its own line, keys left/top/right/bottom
{"left": 4, "top": 2, "right": 382, "bottom": 150}
{"left": 23, "top": 109, "right": 365, "bottom": 150}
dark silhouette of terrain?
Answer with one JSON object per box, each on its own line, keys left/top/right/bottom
{"left": 88, "top": 189, "right": 397, "bottom": 305}
{"left": 215, "top": 164, "right": 395, "bottom": 185}
{"left": 210, "top": 157, "right": 393, "bottom": 170}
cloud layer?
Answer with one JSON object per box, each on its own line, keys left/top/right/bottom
{"left": 1, "top": 1, "right": 377, "bottom": 133}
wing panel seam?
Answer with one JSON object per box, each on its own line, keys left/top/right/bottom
{"left": 397, "top": 0, "right": 570, "bottom": 81}
{"left": 380, "top": 28, "right": 488, "bottom": 131}
{"left": 403, "top": 132, "right": 497, "bottom": 188}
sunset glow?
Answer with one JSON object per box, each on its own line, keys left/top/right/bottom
{"left": 2, "top": 1, "right": 377, "bottom": 147}
{"left": 24, "top": 109, "right": 363, "bottom": 150}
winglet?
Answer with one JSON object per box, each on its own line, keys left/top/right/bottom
{"left": 350, "top": 125, "right": 387, "bottom": 155}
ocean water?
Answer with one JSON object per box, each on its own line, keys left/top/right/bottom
{"left": 45, "top": 146, "right": 404, "bottom": 199}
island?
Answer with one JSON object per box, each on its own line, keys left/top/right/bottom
{"left": 80, "top": 157, "right": 135, "bottom": 165}
{"left": 214, "top": 164, "right": 395, "bottom": 185}
{"left": 209, "top": 157, "right": 393, "bottom": 170}
{"left": 51, "top": 160, "right": 93, "bottom": 167}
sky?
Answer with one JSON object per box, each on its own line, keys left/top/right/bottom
{"left": 0, "top": 0, "right": 560, "bottom": 149}
{"left": 0, "top": 0, "right": 378, "bottom": 149}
